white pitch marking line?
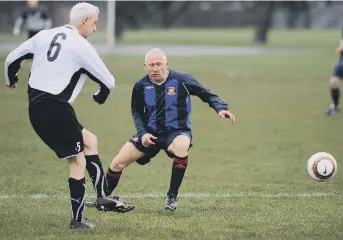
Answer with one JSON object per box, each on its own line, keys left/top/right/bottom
{"left": 0, "top": 192, "right": 337, "bottom": 200}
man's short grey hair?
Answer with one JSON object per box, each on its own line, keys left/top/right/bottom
{"left": 70, "top": 2, "right": 99, "bottom": 23}
{"left": 145, "top": 48, "right": 167, "bottom": 63}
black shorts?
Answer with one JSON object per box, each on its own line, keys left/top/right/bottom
{"left": 28, "top": 101, "right": 84, "bottom": 159}
{"left": 129, "top": 130, "right": 192, "bottom": 165}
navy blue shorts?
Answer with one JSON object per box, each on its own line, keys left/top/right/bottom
{"left": 332, "top": 56, "right": 343, "bottom": 79}
{"left": 129, "top": 130, "right": 192, "bottom": 165}
{"left": 332, "top": 64, "right": 343, "bottom": 78}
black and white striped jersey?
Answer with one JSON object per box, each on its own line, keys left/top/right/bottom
{"left": 5, "top": 24, "right": 115, "bottom": 104}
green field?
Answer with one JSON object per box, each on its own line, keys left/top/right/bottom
{"left": 0, "top": 29, "right": 342, "bottom": 239}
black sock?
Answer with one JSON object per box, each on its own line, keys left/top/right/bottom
{"left": 167, "top": 155, "right": 188, "bottom": 197}
{"left": 85, "top": 155, "right": 107, "bottom": 198}
{"left": 331, "top": 88, "right": 340, "bottom": 108}
{"left": 106, "top": 168, "right": 122, "bottom": 195}
{"left": 68, "top": 177, "right": 86, "bottom": 222}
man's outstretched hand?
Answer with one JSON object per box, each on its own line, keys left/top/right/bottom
{"left": 218, "top": 110, "right": 236, "bottom": 124}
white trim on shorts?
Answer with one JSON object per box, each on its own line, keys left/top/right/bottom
{"left": 60, "top": 151, "right": 84, "bottom": 160}
{"left": 179, "top": 132, "right": 191, "bottom": 140}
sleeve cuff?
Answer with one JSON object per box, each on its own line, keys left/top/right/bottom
{"left": 215, "top": 107, "right": 228, "bottom": 113}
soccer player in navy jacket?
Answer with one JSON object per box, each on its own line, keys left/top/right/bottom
{"left": 105, "top": 48, "right": 236, "bottom": 211}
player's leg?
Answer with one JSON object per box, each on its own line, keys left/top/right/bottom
{"left": 164, "top": 131, "right": 192, "bottom": 211}
{"left": 106, "top": 142, "right": 145, "bottom": 195}
{"left": 85, "top": 133, "right": 160, "bottom": 210}
{"left": 325, "top": 76, "right": 341, "bottom": 115}
{"left": 84, "top": 141, "right": 143, "bottom": 211}
{"left": 67, "top": 153, "right": 95, "bottom": 229}
{"left": 28, "top": 102, "right": 95, "bottom": 229}
{"left": 82, "top": 129, "right": 108, "bottom": 198}
{"left": 325, "top": 65, "right": 342, "bottom": 116}
{"left": 106, "top": 134, "right": 160, "bottom": 196}
{"left": 79, "top": 126, "right": 135, "bottom": 212}
{"left": 66, "top": 105, "right": 108, "bottom": 198}
{"left": 330, "top": 76, "right": 340, "bottom": 109}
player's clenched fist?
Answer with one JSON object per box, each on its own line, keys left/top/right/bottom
{"left": 142, "top": 133, "right": 158, "bottom": 147}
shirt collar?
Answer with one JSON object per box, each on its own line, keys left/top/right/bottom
{"left": 65, "top": 24, "right": 78, "bottom": 32}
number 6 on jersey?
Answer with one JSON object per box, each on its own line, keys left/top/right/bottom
{"left": 47, "top": 33, "right": 67, "bottom": 62}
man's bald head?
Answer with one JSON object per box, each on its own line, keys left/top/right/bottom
{"left": 144, "top": 48, "right": 169, "bottom": 83}
{"left": 28, "top": 0, "right": 38, "bottom": 8}
{"left": 145, "top": 48, "right": 167, "bottom": 64}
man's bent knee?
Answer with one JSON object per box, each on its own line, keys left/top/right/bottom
{"left": 168, "top": 135, "right": 191, "bottom": 157}
{"left": 111, "top": 161, "right": 127, "bottom": 171}
{"left": 82, "top": 129, "right": 98, "bottom": 155}
{"left": 110, "top": 142, "right": 144, "bottom": 171}
{"left": 330, "top": 76, "right": 341, "bottom": 88}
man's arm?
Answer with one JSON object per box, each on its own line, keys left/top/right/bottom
{"left": 5, "top": 37, "right": 34, "bottom": 88}
{"left": 13, "top": 11, "right": 27, "bottom": 36}
{"left": 77, "top": 42, "right": 115, "bottom": 104}
{"left": 183, "top": 74, "right": 228, "bottom": 113}
{"left": 131, "top": 83, "right": 147, "bottom": 138}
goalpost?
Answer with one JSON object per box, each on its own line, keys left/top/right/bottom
{"left": 106, "top": 0, "right": 116, "bottom": 49}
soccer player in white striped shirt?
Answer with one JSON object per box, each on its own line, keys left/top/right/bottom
{"left": 5, "top": 2, "right": 134, "bottom": 229}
